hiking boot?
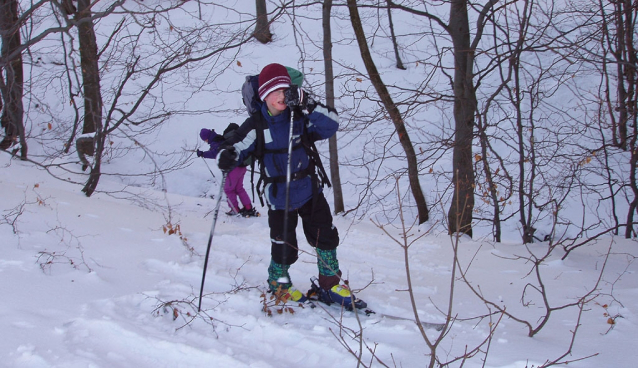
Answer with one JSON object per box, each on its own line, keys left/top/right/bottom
{"left": 308, "top": 277, "right": 367, "bottom": 311}
{"left": 239, "top": 207, "right": 259, "bottom": 217}
{"left": 225, "top": 209, "right": 239, "bottom": 216}
{"left": 272, "top": 285, "right": 309, "bottom": 304}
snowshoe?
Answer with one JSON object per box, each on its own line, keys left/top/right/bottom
{"left": 307, "top": 276, "right": 367, "bottom": 311}
{"left": 240, "top": 207, "right": 260, "bottom": 217}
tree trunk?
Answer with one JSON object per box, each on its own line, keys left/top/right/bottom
{"left": 322, "top": 0, "right": 344, "bottom": 214}
{"left": 611, "top": 0, "right": 632, "bottom": 150}
{"left": 254, "top": 0, "right": 272, "bottom": 44}
{"left": 625, "top": 146, "right": 638, "bottom": 238}
{"left": 0, "top": 0, "right": 25, "bottom": 158}
{"left": 75, "top": 0, "right": 102, "bottom": 172}
{"left": 385, "top": 0, "right": 405, "bottom": 70}
{"left": 447, "top": 0, "right": 476, "bottom": 236}
{"left": 82, "top": 135, "right": 104, "bottom": 196}
{"left": 347, "top": 0, "right": 429, "bottom": 224}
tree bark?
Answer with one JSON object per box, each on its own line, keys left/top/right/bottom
{"left": 447, "top": 0, "right": 476, "bottom": 237}
{"left": 322, "top": 0, "right": 344, "bottom": 214}
{"left": 75, "top": 0, "right": 102, "bottom": 171}
{"left": 254, "top": 0, "right": 272, "bottom": 44}
{"left": 347, "top": 0, "right": 429, "bottom": 224}
{"left": 385, "top": 0, "right": 405, "bottom": 70}
{"left": 0, "top": 0, "right": 25, "bottom": 157}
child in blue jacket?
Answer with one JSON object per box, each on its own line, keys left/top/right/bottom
{"left": 216, "top": 63, "right": 364, "bottom": 309}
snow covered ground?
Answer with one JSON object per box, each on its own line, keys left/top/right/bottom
{"left": 1, "top": 153, "right": 636, "bottom": 368}
{"left": 2, "top": 1, "right": 637, "bottom": 367}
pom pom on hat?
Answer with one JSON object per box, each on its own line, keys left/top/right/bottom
{"left": 258, "top": 63, "right": 291, "bottom": 100}
{"left": 200, "top": 128, "right": 219, "bottom": 142}
{"left": 200, "top": 128, "right": 212, "bottom": 141}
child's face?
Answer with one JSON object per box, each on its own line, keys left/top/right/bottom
{"left": 264, "top": 89, "right": 288, "bottom": 116}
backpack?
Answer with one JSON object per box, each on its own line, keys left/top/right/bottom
{"left": 240, "top": 67, "right": 331, "bottom": 206}
{"left": 241, "top": 75, "right": 261, "bottom": 115}
{"left": 222, "top": 123, "right": 253, "bottom": 167}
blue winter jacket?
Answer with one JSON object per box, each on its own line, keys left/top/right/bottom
{"left": 223, "top": 102, "right": 338, "bottom": 210}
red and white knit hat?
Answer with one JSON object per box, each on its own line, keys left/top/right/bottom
{"left": 258, "top": 63, "right": 291, "bottom": 100}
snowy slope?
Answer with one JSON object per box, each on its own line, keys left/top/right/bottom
{"left": 1, "top": 154, "right": 636, "bottom": 368}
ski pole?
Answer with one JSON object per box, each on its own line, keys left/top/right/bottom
{"left": 280, "top": 106, "right": 296, "bottom": 284}
{"left": 197, "top": 171, "right": 227, "bottom": 312}
{"left": 200, "top": 156, "right": 217, "bottom": 179}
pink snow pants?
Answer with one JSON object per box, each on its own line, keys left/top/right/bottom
{"left": 225, "top": 166, "right": 251, "bottom": 212}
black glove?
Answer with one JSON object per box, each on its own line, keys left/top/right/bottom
{"left": 217, "top": 148, "right": 238, "bottom": 172}
{"left": 196, "top": 150, "right": 204, "bottom": 158}
{"left": 284, "top": 85, "right": 308, "bottom": 109}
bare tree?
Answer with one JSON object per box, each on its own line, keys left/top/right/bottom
{"left": 601, "top": 0, "right": 638, "bottom": 238}
{"left": 383, "top": 0, "right": 498, "bottom": 235}
{"left": 447, "top": 0, "right": 500, "bottom": 237}
{"left": 541, "top": 0, "right": 638, "bottom": 239}
{"left": 254, "top": 0, "right": 272, "bottom": 43}
{"left": 385, "top": 0, "right": 405, "bottom": 70}
{"left": 0, "top": 1, "right": 293, "bottom": 201}
{"left": 322, "top": 0, "right": 344, "bottom": 214}
{"left": 81, "top": 4, "right": 259, "bottom": 196}
{"left": 347, "top": 0, "right": 429, "bottom": 224}
{"left": 0, "top": 0, "right": 25, "bottom": 157}
{"left": 73, "top": 0, "right": 103, "bottom": 171}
